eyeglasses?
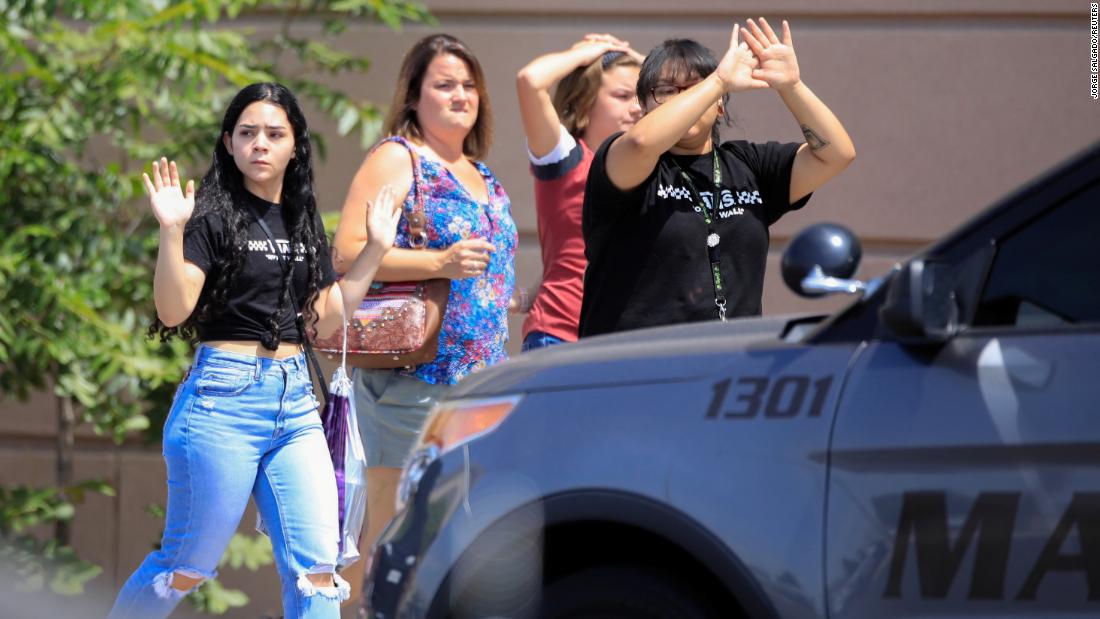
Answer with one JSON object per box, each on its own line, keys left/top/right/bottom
{"left": 650, "top": 82, "right": 700, "bottom": 104}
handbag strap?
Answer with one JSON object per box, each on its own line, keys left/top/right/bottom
{"left": 380, "top": 136, "right": 429, "bottom": 250}
{"left": 302, "top": 323, "right": 330, "bottom": 404}
{"left": 244, "top": 199, "right": 331, "bottom": 403}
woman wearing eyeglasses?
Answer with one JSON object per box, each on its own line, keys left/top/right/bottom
{"left": 514, "top": 34, "right": 643, "bottom": 349}
{"left": 578, "top": 18, "right": 855, "bottom": 337}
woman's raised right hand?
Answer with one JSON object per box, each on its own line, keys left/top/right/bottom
{"left": 439, "top": 238, "right": 495, "bottom": 279}
{"left": 569, "top": 34, "right": 632, "bottom": 66}
{"left": 575, "top": 33, "right": 645, "bottom": 64}
{"left": 143, "top": 157, "right": 195, "bottom": 230}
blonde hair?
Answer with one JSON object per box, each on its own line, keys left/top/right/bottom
{"left": 552, "top": 52, "right": 640, "bottom": 141}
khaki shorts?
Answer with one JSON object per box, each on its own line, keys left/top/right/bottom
{"left": 352, "top": 369, "right": 450, "bottom": 468}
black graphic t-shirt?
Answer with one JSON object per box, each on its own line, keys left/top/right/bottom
{"left": 579, "top": 133, "right": 810, "bottom": 337}
{"left": 182, "top": 192, "right": 337, "bottom": 343}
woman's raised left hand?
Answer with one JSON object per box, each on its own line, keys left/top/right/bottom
{"left": 742, "top": 18, "right": 802, "bottom": 92}
{"left": 365, "top": 184, "right": 401, "bottom": 253}
{"left": 715, "top": 24, "right": 768, "bottom": 93}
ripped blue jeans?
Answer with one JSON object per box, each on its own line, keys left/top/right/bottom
{"left": 109, "top": 345, "right": 347, "bottom": 618}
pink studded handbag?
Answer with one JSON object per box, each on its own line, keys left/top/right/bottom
{"left": 311, "top": 143, "right": 450, "bottom": 369}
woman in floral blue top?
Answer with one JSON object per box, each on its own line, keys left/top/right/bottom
{"left": 332, "top": 33, "right": 516, "bottom": 597}
{"left": 380, "top": 133, "right": 515, "bottom": 384}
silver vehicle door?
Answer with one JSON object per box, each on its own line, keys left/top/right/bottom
{"left": 825, "top": 180, "right": 1100, "bottom": 618}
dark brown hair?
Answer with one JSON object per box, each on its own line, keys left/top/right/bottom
{"left": 638, "top": 39, "right": 730, "bottom": 144}
{"left": 553, "top": 52, "right": 640, "bottom": 141}
{"left": 382, "top": 33, "right": 492, "bottom": 160}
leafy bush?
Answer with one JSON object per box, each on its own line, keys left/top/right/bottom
{"left": 0, "top": 0, "right": 431, "bottom": 608}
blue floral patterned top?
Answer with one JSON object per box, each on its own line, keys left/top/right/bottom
{"left": 377, "top": 136, "right": 516, "bottom": 385}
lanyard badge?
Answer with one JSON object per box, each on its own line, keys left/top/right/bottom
{"left": 670, "top": 151, "right": 728, "bottom": 322}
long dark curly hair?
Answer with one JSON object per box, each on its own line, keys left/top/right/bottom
{"left": 149, "top": 83, "right": 327, "bottom": 350}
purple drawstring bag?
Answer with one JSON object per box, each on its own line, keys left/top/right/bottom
{"left": 322, "top": 361, "right": 367, "bottom": 567}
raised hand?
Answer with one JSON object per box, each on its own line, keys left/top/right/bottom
{"left": 743, "top": 18, "right": 801, "bottom": 91}
{"left": 569, "top": 34, "right": 633, "bottom": 66}
{"left": 143, "top": 157, "right": 195, "bottom": 229}
{"left": 578, "top": 33, "right": 629, "bottom": 46}
{"left": 579, "top": 33, "right": 647, "bottom": 64}
{"left": 364, "top": 184, "right": 401, "bottom": 253}
{"left": 715, "top": 23, "right": 770, "bottom": 93}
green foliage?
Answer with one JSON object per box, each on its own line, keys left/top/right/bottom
{"left": 0, "top": 535, "right": 102, "bottom": 595}
{"left": 0, "top": 0, "right": 430, "bottom": 603}
{"left": 220, "top": 530, "right": 276, "bottom": 572}
{"left": 187, "top": 532, "right": 275, "bottom": 614}
{"left": 321, "top": 210, "right": 341, "bottom": 243}
{"left": 0, "top": 0, "right": 432, "bottom": 442}
{"left": 144, "top": 502, "right": 276, "bottom": 615}
{"left": 189, "top": 577, "right": 252, "bottom": 614}
{"left": 0, "top": 480, "right": 115, "bottom": 594}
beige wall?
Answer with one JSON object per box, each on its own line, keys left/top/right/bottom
{"left": 2, "top": 2, "right": 1097, "bottom": 616}
{"left": 306, "top": 0, "right": 1097, "bottom": 321}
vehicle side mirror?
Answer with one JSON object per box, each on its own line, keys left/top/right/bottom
{"left": 879, "top": 259, "right": 959, "bottom": 341}
{"left": 782, "top": 223, "right": 863, "bottom": 298}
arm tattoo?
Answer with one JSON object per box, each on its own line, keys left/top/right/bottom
{"left": 801, "top": 124, "right": 830, "bottom": 151}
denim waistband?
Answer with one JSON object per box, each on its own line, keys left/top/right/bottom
{"left": 194, "top": 344, "right": 308, "bottom": 375}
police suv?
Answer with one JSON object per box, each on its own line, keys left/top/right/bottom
{"left": 363, "top": 141, "right": 1100, "bottom": 619}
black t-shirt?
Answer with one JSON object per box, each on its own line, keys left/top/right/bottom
{"left": 182, "top": 192, "right": 337, "bottom": 343}
{"left": 578, "top": 133, "right": 809, "bottom": 337}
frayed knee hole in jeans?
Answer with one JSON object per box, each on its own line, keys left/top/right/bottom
{"left": 152, "top": 568, "right": 210, "bottom": 598}
{"left": 296, "top": 566, "right": 350, "bottom": 601}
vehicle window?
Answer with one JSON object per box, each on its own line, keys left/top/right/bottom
{"left": 974, "top": 181, "right": 1099, "bottom": 327}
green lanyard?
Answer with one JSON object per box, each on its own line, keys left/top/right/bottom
{"left": 669, "top": 151, "right": 728, "bottom": 322}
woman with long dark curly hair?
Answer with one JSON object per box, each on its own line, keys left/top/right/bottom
{"left": 109, "top": 82, "right": 400, "bottom": 619}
